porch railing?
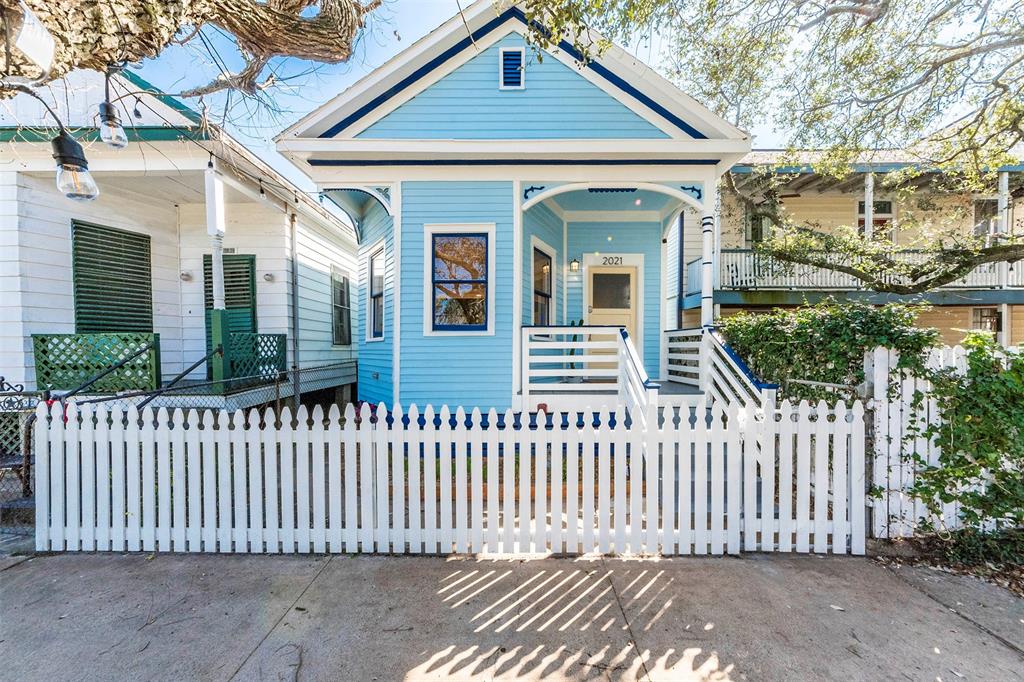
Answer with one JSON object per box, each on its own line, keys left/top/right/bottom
{"left": 663, "top": 328, "right": 702, "bottom": 386}
{"left": 686, "top": 249, "right": 1024, "bottom": 294}
{"left": 521, "top": 326, "right": 622, "bottom": 411}
{"left": 32, "top": 333, "right": 161, "bottom": 392}
{"left": 616, "top": 328, "right": 658, "bottom": 428}
{"left": 704, "top": 327, "right": 777, "bottom": 411}
{"left": 228, "top": 332, "right": 287, "bottom": 384}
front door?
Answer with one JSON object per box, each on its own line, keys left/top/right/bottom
{"left": 587, "top": 265, "right": 638, "bottom": 340}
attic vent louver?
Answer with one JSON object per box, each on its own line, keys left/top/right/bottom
{"left": 500, "top": 48, "right": 524, "bottom": 89}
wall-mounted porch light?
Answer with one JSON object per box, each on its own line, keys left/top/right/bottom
{"left": 569, "top": 258, "right": 580, "bottom": 272}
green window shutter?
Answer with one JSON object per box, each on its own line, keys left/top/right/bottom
{"left": 203, "top": 255, "right": 257, "bottom": 357}
{"left": 72, "top": 221, "right": 153, "bottom": 333}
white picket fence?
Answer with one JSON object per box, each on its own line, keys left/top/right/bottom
{"left": 868, "top": 345, "right": 983, "bottom": 538}
{"left": 35, "top": 399, "right": 866, "bottom": 556}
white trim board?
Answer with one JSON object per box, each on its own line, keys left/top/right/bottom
{"left": 421, "top": 222, "right": 498, "bottom": 337}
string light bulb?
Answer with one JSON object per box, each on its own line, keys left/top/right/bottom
{"left": 52, "top": 130, "right": 99, "bottom": 201}
{"left": 98, "top": 69, "right": 128, "bottom": 149}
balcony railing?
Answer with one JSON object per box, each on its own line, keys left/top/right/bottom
{"left": 32, "top": 333, "right": 162, "bottom": 392}
{"left": 687, "top": 249, "right": 1024, "bottom": 295}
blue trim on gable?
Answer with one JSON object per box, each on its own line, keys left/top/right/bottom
{"left": 318, "top": 7, "right": 709, "bottom": 139}
{"left": 308, "top": 158, "right": 720, "bottom": 167}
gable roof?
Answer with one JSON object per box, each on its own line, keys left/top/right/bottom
{"left": 279, "top": 1, "right": 748, "bottom": 143}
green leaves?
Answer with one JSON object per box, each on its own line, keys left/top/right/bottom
{"left": 909, "top": 332, "right": 1024, "bottom": 530}
{"left": 718, "top": 301, "right": 938, "bottom": 401}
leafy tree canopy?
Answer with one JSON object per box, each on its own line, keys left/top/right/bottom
{"left": 518, "top": 0, "right": 1024, "bottom": 292}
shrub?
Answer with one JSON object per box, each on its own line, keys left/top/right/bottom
{"left": 717, "top": 301, "right": 939, "bottom": 401}
{"left": 909, "top": 332, "right": 1024, "bottom": 531}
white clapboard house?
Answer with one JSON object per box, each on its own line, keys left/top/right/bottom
{"left": 1, "top": 70, "right": 358, "bottom": 411}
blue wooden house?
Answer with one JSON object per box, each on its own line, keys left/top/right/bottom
{"left": 277, "top": 0, "right": 752, "bottom": 412}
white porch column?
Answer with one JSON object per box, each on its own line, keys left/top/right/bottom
{"left": 863, "top": 172, "right": 874, "bottom": 239}
{"left": 205, "top": 165, "right": 227, "bottom": 310}
{"left": 700, "top": 213, "right": 715, "bottom": 326}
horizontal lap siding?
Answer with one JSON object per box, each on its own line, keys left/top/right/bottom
{"left": 566, "top": 221, "right": 662, "bottom": 377}
{"left": 356, "top": 34, "right": 668, "bottom": 140}
{"left": 357, "top": 201, "right": 394, "bottom": 405}
{"left": 9, "top": 173, "right": 181, "bottom": 388}
{"left": 401, "top": 182, "right": 514, "bottom": 409}
{"left": 522, "top": 202, "right": 562, "bottom": 323}
{"left": 295, "top": 217, "right": 358, "bottom": 367}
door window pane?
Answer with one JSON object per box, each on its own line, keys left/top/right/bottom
{"left": 592, "top": 273, "right": 631, "bottom": 309}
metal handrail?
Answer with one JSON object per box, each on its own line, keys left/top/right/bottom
{"left": 136, "top": 345, "right": 223, "bottom": 410}
{"left": 59, "top": 340, "right": 157, "bottom": 403}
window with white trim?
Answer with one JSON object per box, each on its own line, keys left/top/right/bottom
{"left": 369, "top": 247, "right": 384, "bottom": 340}
{"left": 499, "top": 47, "right": 525, "bottom": 89}
{"left": 533, "top": 247, "right": 552, "bottom": 325}
{"left": 432, "top": 233, "right": 489, "bottom": 330}
{"left": 331, "top": 265, "right": 351, "bottom": 346}
{"left": 973, "top": 198, "right": 999, "bottom": 237}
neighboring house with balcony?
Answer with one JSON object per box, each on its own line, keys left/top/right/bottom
{"left": 0, "top": 70, "right": 358, "bottom": 410}
{"left": 678, "top": 152, "right": 1024, "bottom": 346}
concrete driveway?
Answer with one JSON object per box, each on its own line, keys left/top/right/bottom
{"left": 1, "top": 552, "right": 1021, "bottom": 681}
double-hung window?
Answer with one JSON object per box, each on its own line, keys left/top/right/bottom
{"left": 532, "top": 247, "right": 552, "bottom": 325}
{"left": 369, "top": 247, "right": 384, "bottom": 340}
{"left": 331, "top": 265, "right": 351, "bottom": 346}
{"left": 973, "top": 199, "right": 999, "bottom": 238}
{"left": 431, "top": 232, "right": 489, "bottom": 331}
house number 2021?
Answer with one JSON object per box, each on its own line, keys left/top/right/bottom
{"left": 601, "top": 256, "right": 623, "bottom": 265}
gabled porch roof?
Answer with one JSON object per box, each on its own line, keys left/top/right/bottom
{"left": 276, "top": 1, "right": 751, "bottom": 179}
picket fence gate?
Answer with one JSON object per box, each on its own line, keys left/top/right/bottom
{"left": 35, "top": 399, "right": 866, "bottom": 556}
{"left": 868, "top": 345, "right": 985, "bottom": 538}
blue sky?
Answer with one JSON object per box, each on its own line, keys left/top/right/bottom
{"left": 135, "top": 0, "right": 778, "bottom": 190}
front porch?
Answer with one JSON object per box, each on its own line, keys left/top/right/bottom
{"left": 518, "top": 183, "right": 731, "bottom": 412}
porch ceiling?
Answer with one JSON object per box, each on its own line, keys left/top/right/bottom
{"left": 550, "top": 188, "right": 676, "bottom": 212}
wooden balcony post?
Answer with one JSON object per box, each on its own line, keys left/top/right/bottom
{"left": 863, "top": 172, "right": 874, "bottom": 240}
{"left": 998, "top": 170, "right": 1010, "bottom": 344}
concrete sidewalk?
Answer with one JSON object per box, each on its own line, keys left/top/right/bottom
{"left": 1, "top": 552, "right": 1021, "bottom": 681}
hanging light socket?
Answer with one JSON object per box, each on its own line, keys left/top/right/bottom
{"left": 98, "top": 101, "right": 128, "bottom": 149}
{"left": 51, "top": 130, "right": 98, "bottom": 201}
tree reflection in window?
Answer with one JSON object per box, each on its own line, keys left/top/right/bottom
{"left": 432, "top": 233, "right": 488, "bottom": 330}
